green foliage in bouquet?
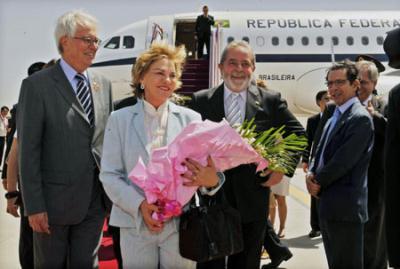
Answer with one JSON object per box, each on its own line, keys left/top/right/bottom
{"left": 236, "top": 118, "right": 308, "bottom": 174}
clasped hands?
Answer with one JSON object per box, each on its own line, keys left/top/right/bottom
{"left": 140, "top": 155, "right": 219, "bottom": 233}
{"left": 306, "top": 173, "right": 321, "bottom": 198}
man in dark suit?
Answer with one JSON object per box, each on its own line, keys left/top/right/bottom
{"left": 301, "top": 90, "right": 329, "bottom": 239}
{"left": 383, "top": 27, "right": 400, "bottom": 269}
{"left": 307, "top": 61, "right": 374, "bottom": 269}
{"left": 17, "top": 10, "right": 112, "bottom": 268}
{"left": 195, "top": 5, "right": 214, "bottom": 59}
{"left": 190, "top": 41, "right": 304, "bottom": 269}
{"left": 356, "top": 60, "right": 387, "bottom": 269}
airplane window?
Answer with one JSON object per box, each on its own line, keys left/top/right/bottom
{"left": 347, "top": 36, "right": 354, "bottom": 46}
{"left": 316, "top": 36, "right": 324, "bottom": 46}
{"left": 104, "top": 36, "right": 120, "bottom": 49}
{"left": 227, "top": 37, "right": 234, "bottom": 43}
{"left": 287, "top": 37, "right": 294, "bottom": 46}
{"left": 272, "top": 37, "right": 279, "bottom": 46}
{"left": 331, "top": 36, "right": 339, "bottom": 46}
{"left": 301, "top": 37, "right": 309, "bottom": 46}
{"left": 361, "top": 36, "right": 369, "bottom": 46}
{"left": 242, "top": 36, "right": 250, "bottom": 43}
{"left": 256, "top": 36, "right": 265, "bottom": 47}
{"left": 123, "top": 36, "right": 135, "bottom": 49}
{"left": 377, "top": 36, "right": 384, "bottom": 45}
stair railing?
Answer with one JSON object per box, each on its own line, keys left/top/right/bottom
{"left": 209, "top": 24, "right": 223, "bottom": 88}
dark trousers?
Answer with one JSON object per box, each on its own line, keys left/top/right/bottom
{"left": 19, "top": 203, "right": 34, "bottom": 269}
{"left": 0, "top": 136, "right": 5, "bottom": 168}
{"left": 33, "top": 180, "right": 106, "bottom": 268}
{"left": 197, "top": 220, "right": 266, "bottom": 269}
{"left": 320, "top": 219, "right": 364, "bottom": 269}
{"left": 197, "top": 34, "right": 210, "bottom": 59}
{"left": 310, "top": 196, "right": 320, "bottom": 231}
{"left": 364, "top": 210, "right": 387, "bottom": 269}
{"left": 1, "top": 134, "right": 14, "bottom": 179}
{"left": 263, "top": 219, "right": 289, "bottom": 260}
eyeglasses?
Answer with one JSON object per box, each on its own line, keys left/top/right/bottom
{"left": 73, "top": 36, "right": 101, "bottom": 46}
{"left": 360, "top": 79, "right": 373, "bottom": 86}
{"left": 325, "top": 79, "right": 348, "bottom": 88}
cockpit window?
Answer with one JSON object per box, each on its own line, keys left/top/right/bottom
{"left": 123, "top": 36, "right": 135, "bottom": 49}
{"left": 104, "top": 36, "right": 120, "bottom": 49}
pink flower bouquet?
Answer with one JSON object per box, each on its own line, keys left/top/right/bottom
{"left": 128, "top": 119, "right": 268, "bottom": 221}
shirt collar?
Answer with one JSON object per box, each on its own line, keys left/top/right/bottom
{"left": 223, "top": 85, "right": 246, "bottom": 103}
{"left": 337, "top": 96, "right": 359, "bottom": 114}
{"left": 143, "top": 98, "right": 169, "bottom": 117}
{"left": 60, "top": 58, "right": 88, "bottom": 84}
{"left": 362, "top": 95, "right": 373, "bottom": 106}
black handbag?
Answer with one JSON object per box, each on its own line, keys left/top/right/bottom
{"left": 179, "top": 190, "right": 244, "bottom": 262}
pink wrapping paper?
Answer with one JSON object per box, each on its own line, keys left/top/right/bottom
{"left": 129, "top": 119, "right": 268, "bottom": 221}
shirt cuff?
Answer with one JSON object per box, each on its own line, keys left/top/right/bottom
{"left": 199, "top": 171, "right": 225, "bottom": 196}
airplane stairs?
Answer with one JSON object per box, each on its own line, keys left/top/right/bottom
{"left": 178, "top": 59, "right": 210, "bottom": 96}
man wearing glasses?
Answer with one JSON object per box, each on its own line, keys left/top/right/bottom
{"left": 306, "top": 61, "right": 374, "bottom": 269}
{"left": 17, "top": 10, "right": 112, "bottom": 268}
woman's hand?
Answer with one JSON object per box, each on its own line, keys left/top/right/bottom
{"left": 182, "top": 155, "right": 219, "bottom": 188}
{"left": 139, "top": 200, "right": 164, "bottom": 233}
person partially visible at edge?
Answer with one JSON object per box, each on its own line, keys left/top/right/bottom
{"left": 307, "top": 60, "right": 374, "bottom": 269}
{"left": 16, "top": 10, "right": 113, "bottom": 268}
{"left": 301, "top": 90, "right": 330, "bottom": 239}
{"left": 99, "top": 42, "right": 225, "bottom": 269}
{"left": 356, "top": 60, "right": 388, "bottom": 269}
{"left": 189, "top": 40, "right": 304, "bottom": 269}
{"left": 383, "top": 27, "right": 400, "bottom": 269}
{"left": 195, "top": 5, "right": 214, "bottom": 59}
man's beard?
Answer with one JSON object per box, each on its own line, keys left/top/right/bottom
{"left": 222, "top": 73, "right": 253, "bottom": 92}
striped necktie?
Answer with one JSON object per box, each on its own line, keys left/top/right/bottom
{"left": 75, "top": 73, "right": 94, "bottom": 126}
{"left": 226, "top": 93, "right": 242, "bottom": 126}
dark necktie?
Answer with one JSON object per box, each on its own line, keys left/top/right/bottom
{"left": 75, "top": 73, "right": 94, "bottom": 126}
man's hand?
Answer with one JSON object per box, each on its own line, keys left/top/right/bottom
{"left": 139, "top": 200, "right": 163, "bottom": 233}
{"left": 261, "top": 170, "right": 284, "bottom": 187}
{"left": 6, "top": 197, "right": 20, "bottom": 217}
{"left": 182, "top": 156, "right": 218, "bottom": 188}
{"left": 306, "top": 173, "right": 321, "bottom": 198}
{"left": 28, "top": 212, "right": 50, "bottom": 234}
{"left": 302, "top": 162, "right": 309, "bottom": 173}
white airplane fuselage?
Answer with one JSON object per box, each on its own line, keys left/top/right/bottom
{"left": 92, "top": 11, "right": 400, "bottom": 113}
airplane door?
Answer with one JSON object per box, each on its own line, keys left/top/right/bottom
{"left": 146, "top": 15, "right": 174, "bottom": 48}
{"left": 175, "top": 21, "right": 196, "bottom": 59}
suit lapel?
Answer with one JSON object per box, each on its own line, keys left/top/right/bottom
{"left": 52, "top": 63, "right": 91, "bottom": 125}
{"left": 88, "top": 71, "right": 103, "bottom": 127}
{"left": 245, "top": 85, "right": 262, "bottom": 121}
{"left": 208, "top": 84, "right": 225, "bottom": 121}
{"left": 131, "top": 102, "right": 150, "bottom": 158}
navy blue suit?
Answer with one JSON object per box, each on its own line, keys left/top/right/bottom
{"left": 311, "top": 99, "right": 374, "bottom": 269}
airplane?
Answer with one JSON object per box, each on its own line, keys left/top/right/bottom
{"left": 91, "top": 11, "right": 400, "bottom": 113}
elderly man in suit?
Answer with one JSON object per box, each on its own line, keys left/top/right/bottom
{"left": 190, "top": 40, "right": 304, "bottom": 269}
{"left": 307, "top": 60, "right": 374, "bottom": 269}
{"left": 17, "top": 10, "right": 112, "bottom": 268}
{"left": 301, "top": 90, "right": 329, "bottom": 239}
{"left": 383, "top": 27, "right": 400, "bottom": 269}
{"left": 356, "top": 60, "right": 387, "bottom": 269}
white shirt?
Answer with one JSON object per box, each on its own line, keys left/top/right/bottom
{"left": 142, "top": 99, "right": 169, "bottom": 154}
{"left": 223, "top": 85, "right": 247, "bottom": 123}
{"left": 0, "top": 115, "right": 8, "bottom": 137}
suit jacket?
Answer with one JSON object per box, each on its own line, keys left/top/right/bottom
{"left": 195, "top": 14, "right": 214, "bottom": 38}
{"left": 384, "top": 84, "right": 400, "bottom": 267}
{"left": 312, "top": 100, "right": 374, "bottom": 223}
{"left": 17, "top": 62, "right": 112, "bottom": 225}
{"left": 367, "top": 97, "right": 386, "bottom": 218}
{"left": 100, "top": 100, "right": 201, "bottom": 231}
{"left": 189, "top": 83, "right": 305, "bottom": 223}
{"left": 302, "top": 113, "right": 321, "bottom": 164}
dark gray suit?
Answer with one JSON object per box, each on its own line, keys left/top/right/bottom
{"left": 17, "top": 62, "right": 112, "bottom": 268}
{"left": 311, "top": 99, "right": 374, "bottom": 269}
